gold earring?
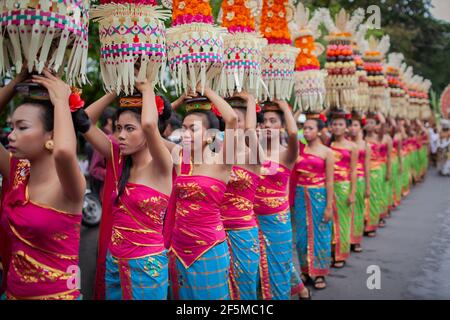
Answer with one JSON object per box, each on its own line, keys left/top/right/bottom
{"left": 45, "top": 140, "right": 54, "bottom": 151}
{"left": 206, "top": 137, "right": 213, "bottom": 145}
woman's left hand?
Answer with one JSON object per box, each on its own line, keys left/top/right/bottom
{"left": 135, "top": 80, "right": 153, "bottom": 94}
{"left": 273, "top": 99, "right": 290, "bottom": 112}
{"left": 348, "top": 194, "right": 356, "bottom": 206}
{"left": 32, "top": 69, "right": 71, "bottom": 107}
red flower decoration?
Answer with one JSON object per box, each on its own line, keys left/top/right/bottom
{"left": 361, "top": 117, "right": 367, "bottom": 126}
{"left": 211, "top": 103, "right": 222, "bottom": 117}
{"left": 256, "top": 104, "right": 261, "bottom": 113}
{"left": 155, "top": 96, "right": 164, "bottom": 115}
{"left": 319, "top": 113, "right": 327, "bottom": 123}
{"left": 345, "top": 113, "right": 352, "bottom": 120}
{"left": 69, "top": 93, "right": 85, "bottom": 112}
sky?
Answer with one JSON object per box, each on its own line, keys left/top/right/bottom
{"left": 430, "top": 0, "right": 450, "bottom": 22}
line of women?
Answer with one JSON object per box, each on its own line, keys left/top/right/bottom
{"left": 0, "top": 71, "right": 430, "bottom": 300}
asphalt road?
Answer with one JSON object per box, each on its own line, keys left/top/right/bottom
{"left": 79, "top": 169, "right": 450, "bottom": 300}
{"left": 303, "top": 168, "right": 450, "bottom": 300}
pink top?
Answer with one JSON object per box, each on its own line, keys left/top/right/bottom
{"left": 357, "top": 149, "right": 366, "bottom": 178}
{"left": 294, "top": 144, "right": 326, "bottom": 187}
{"left": 331, "top": 145, "right": 352, "bottom": 182}
{"left": 392, "top": 139, "right": 399, "bottom": 157}
{"left": 370, "top": 143, "right": 385, "bottom": 169}
{"left": 108, "top": 141, "right": 169, "bottom": 259}
{"left": 379, "top": 143, "right": 388, "bottom": 162}
{"left": 401, "top": 138, "right": 410, "bottom": 156}
{"left": 1, "top": 158, "right": 81, "bottom": 300}
{"left": 220, "top": 166, "right": 260, "bottom": 230}
{"left": 254, "top": 160, "right": 291, "bottom": 215}
{"left": 168, "top": 155, "right": 227, "bottom": 268}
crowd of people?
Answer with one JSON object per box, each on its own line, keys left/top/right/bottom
{"left": 0, "top": 68, "right": 442, "bottom": 300}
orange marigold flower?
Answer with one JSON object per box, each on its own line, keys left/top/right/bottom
{"left": 172, "top": 0, "right": 213, "bottom": 21}
{"left": 221, "top": 0, "right": 255, "bottom": 31}
{"left": 260, "top": 0, "right": 291, "bottom": 42}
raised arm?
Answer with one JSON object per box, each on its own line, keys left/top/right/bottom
{"left": 203, "top": 88, "right": 238, "bottom": 130}
{"left": 137, "top": 82, "right": 173, "bottom": 176}
{"left": 85, "top": 92, "right": 117, "bottom": 125}
{"left": 0, "top": 70, "right": 29, "bottom": 180}
{"left": 386, "top": 135, "right": 393, "bottom": 181}
{"left": 364, "top": 143, "right": 371, "bottom": 198}
{"left": 275, "top": 100, "right": 299, "bottom": 168}
{"left": 202, "top": 87, "right": 238, "bottom": 164}
{"left": 324, "top": 148, "right": 335, "bottom": 222}
{"left": 0, "top": 68, "right": 28, "bottom": 110}
{"left": 397, "top": 134, "right": 403, "bottom": 173}
{"left": 349, "top": 144, "right": 358, "bottom": 205}
{"left": 234, "top": 92, "right": 262, "bottom": 166}
{"left": 171, "top": 93, "right": 189, "bottom": 111}
{"left": 32, "top": 71, "right": 86, "bottom": 203}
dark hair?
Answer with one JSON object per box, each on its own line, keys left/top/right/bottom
{"left": 18, "top": 99, "right": 54, "bottom": 132}
{"left": 158, "top": 95, "right": 173, "bottom": 134}
{"left": 256, "top": 111, "right": 264, "bottom": 124}
{"left": 306, "top": 118, "right": 325, "bottom": 131}
{"left": 184, "top": 110, "right": 220, "bottom": 130}
{"left": 331, "top": 116, "right": 351, "bottom": 127}
{"left": 167, "top": 112, "right": 182, "bottom": 130}
{"left": 99, "top": 107, "right": 116, "bottom": 128}
{"left": 115, "top": 98, "right": 172, "bottom": 202}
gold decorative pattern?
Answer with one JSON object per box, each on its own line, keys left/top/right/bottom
{"left": 256, "top": 185, "right": 279, "bottom": 195}
{"left": 111, "top": 227, "right": 124, "bottom": 246}
{"left": 11, "top": 250, "right": 71, "bottom": 284}
{"left": 229, "top": 168, "right": 254, "bottom": 191}
{"left": 256, "top": 196, "right": 288, "bottom": 208}
{"left": 13, "top": 160, "right": 30, "bottom": 190}
{"left": 52, "top": 233, "right": 69, "bottom": 241}
{"left": 177, "top": 182, "right": 207, "bottom": 200}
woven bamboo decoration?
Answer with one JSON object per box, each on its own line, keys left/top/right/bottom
{"left": 321, "top": 8, "right": 365, "bottom": 111}
{"left": 353, "top": 24, "right": 370, "bottom": 112}
{"left": 258, "top": 0, "right": 299, "bottom": 101}
{"left": 386, "top": 52, "right": 407, "bottom": 118}
{"left": 0, "top": 0, "right": 90, "bottom": 85}
{"left": 362, "top": 34, "right": 391, "bottom": 114}
{"left": 218, "top": 0, "right": 267, "bottom": 98}
{"left": 91, "top": 0, "right": 170, "bottom": 95}
{"left": 166, "top": 0, "right": 225, "bottom": 96}
{"left": 290, "top": 3, "right": 326, "bottom": 112}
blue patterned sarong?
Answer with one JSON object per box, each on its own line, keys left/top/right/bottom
{"left": 293, "top": 186, "right": 332, "bottom": 277}
{"left": 226, "top": 227, "right": 260, "bottom": 300}
{"left": 105, "top": 250, "right": 168, "bottom": 300}
{"left": 170, "top": 241, "right": 231, "bottom": 300}
{"left": 257, "top": 211, "right": 293, "bottom": 300}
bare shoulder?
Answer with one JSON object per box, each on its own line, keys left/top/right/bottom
{"left": 342, "top": 139, "right": 358, "bottom": 152}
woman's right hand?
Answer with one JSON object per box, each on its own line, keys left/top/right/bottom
{"left": 32, "top": 69, "right": 71, "bottom": 107}
{"left": 323, "top": 205, "right": 333, "bottom": 223}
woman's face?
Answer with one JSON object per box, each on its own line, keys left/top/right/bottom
{"left": 303, "top": 120, "right": 319, "bottom": 142}
{"left": 182, "top": 113, "right": 210, "bottom": 154}
{"left": 350, "top": 120, "right": 362, "bottom": 137}
{"left": 8, "top": 104, "right": 52, "bottom": 160}
{"left": 365, "top": 118, "right": 377, "bottom": 132}
{"left": 116, "top": 111, "right": 146, "bottom": 156}
{"left": 262, "top": 111, "right": 282, "bottom": 141}
{"left": 331, "top": 118, "right": 347, "bottom": 137}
